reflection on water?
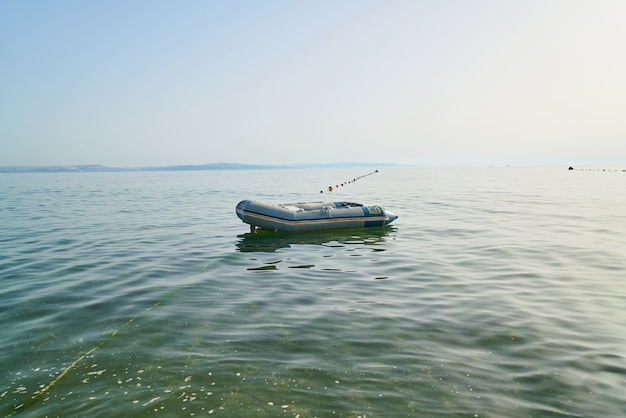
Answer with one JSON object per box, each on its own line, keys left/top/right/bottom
{"left": 235, "top": 226, "right": 397, "bottom": 253}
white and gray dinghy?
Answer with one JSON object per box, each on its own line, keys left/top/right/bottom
{"left": 236, "top": 200, "right": 398, "bottom": 232}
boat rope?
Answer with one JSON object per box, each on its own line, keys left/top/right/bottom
{"left": 320, "top": 169, "right": 379, "bottom": 193}
{"left": 10, "top": 301, "right": 162, "bottom": 415}
{"left": 6, "top": 258, "right": 218, "bottom": 416}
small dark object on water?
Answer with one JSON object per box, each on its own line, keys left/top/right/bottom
{"left": 568, "top": 166, "right": 574, "bottom": 170}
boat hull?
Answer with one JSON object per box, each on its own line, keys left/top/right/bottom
{"left": 236, "top": 200, "right": 398, "bottom": 232}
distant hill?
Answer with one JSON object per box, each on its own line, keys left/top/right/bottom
{"left": 0, "top": 162, "right": 404, "bottom": 173}
{"left": 0, "top": 165, "right": 130, "bottom": 173}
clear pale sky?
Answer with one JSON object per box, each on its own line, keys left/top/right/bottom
{"left": 1, "top": 0, "right": 625, "bottom": 167}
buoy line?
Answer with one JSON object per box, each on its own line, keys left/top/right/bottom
{"left": 568, "top": 166, "right": 625, "bottom": 172}
{"left": 321, "top": 169, "right": 379, "bottom": 193}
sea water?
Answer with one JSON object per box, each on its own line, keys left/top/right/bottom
{"left": 1, "top": 166, "right": 625, "bottom": 417}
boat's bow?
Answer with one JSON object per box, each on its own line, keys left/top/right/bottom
{"left": 384, "top": 210, "right": 398, "bottom": 225}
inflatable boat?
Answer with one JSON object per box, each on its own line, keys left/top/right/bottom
{"left": 236, "top": 200, "right": 398, "bottom": 232}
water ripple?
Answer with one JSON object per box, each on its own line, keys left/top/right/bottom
{"left": 1, "top": 168, "right": 625, "bottom": 417}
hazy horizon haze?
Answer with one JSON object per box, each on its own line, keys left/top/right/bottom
{"left": 1, "top": 0, "right": 625, "bottom": 167}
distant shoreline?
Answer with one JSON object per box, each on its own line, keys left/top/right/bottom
{"left": 2, "top": 163, "right": 623, "bottom": 173}
{"left": 0, "top": 162, "right": 404, "bottom": 174}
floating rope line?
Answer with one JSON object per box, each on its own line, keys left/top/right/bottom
{"left": 568, "top": 166, "right": 625, "bottom": 172}
{"left": 7, "top": 259, "right": 217, "bottom": 417}
{"left": 7, "top": 299, "right": 166, "bottom": 416}
{"left": 13, "top": 301, "right": 161, "bottom": 413}
{"left": 320, "top": 169, "right": 379, "bottom": 193}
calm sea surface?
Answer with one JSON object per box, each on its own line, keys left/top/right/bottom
{"left": 1, "top": 167, "right": 625, "bottom": 417}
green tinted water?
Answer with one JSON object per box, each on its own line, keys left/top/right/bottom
{"left": 1, "top": 167, "right": 625, "bottom": 417}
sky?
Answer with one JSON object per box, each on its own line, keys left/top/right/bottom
{"left": 1, "top": 0, "right": 625, "bottom": 167}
